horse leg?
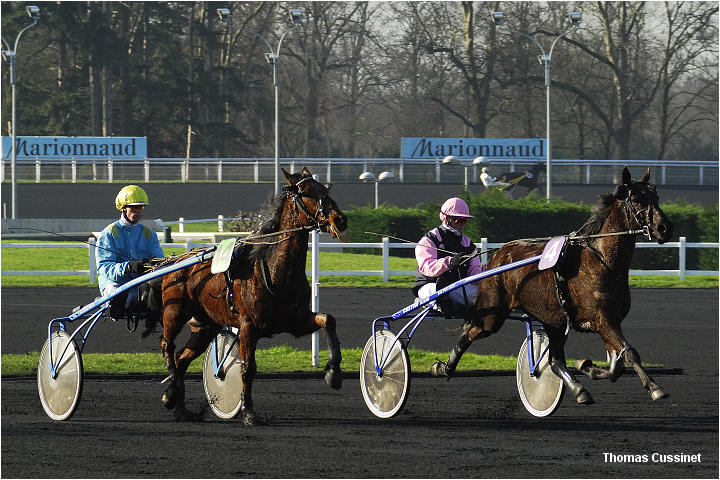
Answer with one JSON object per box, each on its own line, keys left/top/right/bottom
{"left": 588, "top": 328, "right": 669, "bottom": 401}
{"left": 314, "top": 313, "right": 343, "bottom": 390}
{"left": 236, "top": 322, "right": 261, "bottom": 426}
{"left": 168, "top": 319, "right": 221, "bottom": 421}
{"left": 621, "top": 344, "right": 669, "bottom": 401}
{"left": 285, "top": 311, "right": 343, "bottom": 390}
{"left": 430, "top": 314, "right": 504, "bottom": 379}
{"left": 158, "top": 313, "right": 186, "bottom": 412}
{"left": 429, "top": 326, "right": 473, "bottom": 379}
{"left": 545, "top": 326, "right": 594, "bottom": 405}
{"left": 575, "top": 350, "right": 626, "bottom": 381}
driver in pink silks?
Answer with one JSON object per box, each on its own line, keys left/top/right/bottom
{"left": 411, "top": 197, "right": 486, "bottom": 317}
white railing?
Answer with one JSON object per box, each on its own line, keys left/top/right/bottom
{"left": 1, "top": 236, "right": 717, "bottom": 282}
{"left": 154, "top": 216, "right": 243, "bottom": 233}
{"left": 1, "top": 157, "right": 717, "bottom": 186}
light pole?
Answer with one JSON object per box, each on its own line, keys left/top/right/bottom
{"left": 217, "top": 7, "right": 303, "bottom": 197}
{"left": 2, "top": 5, "right": 40, "bottom": 219}
{"left": 441, "top": 155, "right": 488, "bottom": 192}
{"left": 359, "top": 171, "right": 394, "bottom": 208}
{"left": 492, "top": 11, "right": 581, "bottom": 201}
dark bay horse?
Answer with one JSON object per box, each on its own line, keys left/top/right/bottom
{"left": 158, "top": 168, "right": 347, "bottom": 424}
{"left": 497, "top": 163, "right": 543, "bottom": 194}
{"left": 432, "top": 167, "right": 673, "bottom": 405}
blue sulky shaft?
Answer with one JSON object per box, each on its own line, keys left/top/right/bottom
{"left": 391, "top": 254, "right": 542, "bottom": 320}
{"left": 67, "top": 249, "right": 215, "bottom": 321}
{"left": 45, "top": 248, "right": 215, "bottom": 378}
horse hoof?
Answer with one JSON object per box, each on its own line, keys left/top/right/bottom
{"left": 575, "top": 358, "right": 594, "bottom": 372}
{"left": 242, "top": 410, "right": 264, "bottom": 426}
{"left": 430, "top": 361, "right": 448, "bottom": 378}
{"left": 161, "top": 392, "right": 177, "bottom": 410}
{"left": 651, "top": 387, "right": 670, "bottom": 401}
{"left": 324, "top": 367, "right": 343, "bottom": 390}
{"left": 575, "top": 389, "right": 594, "bottom": 405}
{"left": 172, "top": 408, "right": 196, "bottom": 422}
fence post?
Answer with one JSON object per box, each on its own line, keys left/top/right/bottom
{"left": 679, "top": 236, "right": 686, "bottom": 280}
{"left": 185, "top": 239, "right": 193, "bottom": 252}
{"left": 382, "top": 237, "right": 390, "bottom": 282}
{"left": 254, "top": 161, "right": 259, "bottom": 183}
{"left": 218, "top": 215, "right": 224, "bottom": 233}
{"left": 88, "top": 237, "right": 96, "bottom": 283}
{"left": 35, "top": 159, "right": 41, "bottom": 183}
{"left": 107, "top": 160, "right": 113, "bottom": 183}
{"left": 144, "top": 159, "right": 150, "bottom": 183}
{"left": 179, "top": 217, "right": 184, "bottom": 233}
{"left": 217, "top": 160, "right": 223, "bottom": 183}
{"left": 326, "top": 160, "right": 331, "bottom": 183}
{"left": 311, "top": 229, "right": 320, "bottom": 367}
{"left": 72, "top": 160, "right": 77, "bottom": 183}
{"left": 435, "top": 159, "right": 441, "bottom": 183}
{"left": 480, "top": 237, "right": 488, "bottom": 265}
{"left": 399, "top": 160, "right": 404, "bottom": 183}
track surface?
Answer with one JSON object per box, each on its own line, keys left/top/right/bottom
{"left": 2, "top": 287, "right": 718, "bottom": 478}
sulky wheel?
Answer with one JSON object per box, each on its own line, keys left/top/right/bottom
{"left": 516, "top": 329, "right": 565, "bottom": 417}
{"left": 360, "top": 329, "right": 411, "bottom": 418}
{"left": 203, "top": 330, "right": 244, "bottom": 419}
{"left": 37, "top": 331, "right": 84, "bottom": 421}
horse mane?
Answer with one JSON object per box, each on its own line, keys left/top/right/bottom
{"left": 247, "top": 191, "right": 288, "bottom": 262}
{"left": 575, "top": 193, "right": 616, "bottom": 236}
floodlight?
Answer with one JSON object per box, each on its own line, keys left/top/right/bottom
{"left": 26, "top": 6, "right": 40, "bottom": 19}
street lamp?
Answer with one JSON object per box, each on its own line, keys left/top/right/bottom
{"left": 2, "top": 5, "right": 41, "bottom": 219}
{"left": 492, "top": 11, "right": 581, "bottom": 200}
{"left": 359, "top": 171, "right": 394, "bottom": 208}
{"left": 217, "top": 7, "right": 303, "bottom": 197}
{"left": 441, "top": 155, "right": 487, "bottom": 191}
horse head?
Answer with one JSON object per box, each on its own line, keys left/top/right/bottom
{"left": 613, "top": 167, "right": 673, "bottom": 244}
{"left": 282, "top": 167, "right": 347, "bottom": 239}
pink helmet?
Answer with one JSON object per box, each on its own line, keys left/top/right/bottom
{"left": 439, "top": 197, "right": 473, "bottom": 222}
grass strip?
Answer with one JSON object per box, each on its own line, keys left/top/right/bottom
{"left": 2, "top": 345, "right": 613, "bottom": 377}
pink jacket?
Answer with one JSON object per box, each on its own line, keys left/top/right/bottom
{"left": 415, "top": 227, "right": 485, "bottom": 278}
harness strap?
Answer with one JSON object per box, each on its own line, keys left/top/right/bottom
{"left": 551, "top": 240, "right": 573, "bottom": 336}
{"left": 224, "top": 270, "right": 238, "bottom": 314}
{"left": 260, "top": 257, "right": 278, "bottom": 297}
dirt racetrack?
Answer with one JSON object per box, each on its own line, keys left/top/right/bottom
{"left": 1, "top": 287, "right": 718, "bottom": 478}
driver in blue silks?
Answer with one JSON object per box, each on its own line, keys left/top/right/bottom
{"left": 96, "top": 185, "right": 164, "bottom": 324}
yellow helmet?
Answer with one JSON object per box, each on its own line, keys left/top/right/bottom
{"left": 115, "top": 185, "right": 149, "bottom": 210}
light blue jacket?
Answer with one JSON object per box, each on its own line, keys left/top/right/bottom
{"left": 96, "top": 215, "right": 164, "bottom": 293}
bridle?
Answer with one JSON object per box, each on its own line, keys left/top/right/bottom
{"left": 286, "top": 176, "right": 333, "bottom": 230}
{"left": 619, "top": 182, "right": 658, "bottom": 241}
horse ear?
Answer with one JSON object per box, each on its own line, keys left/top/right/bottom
{"left": 621, "top": 167, "right": 632, "bottom": 185}
{"left": 325, "top": 183, "right": 333, "bottom": 191}
{"left": 640, "top": 168, "right": 651, "bottom": 183}
{"left": 282, "top": 168, "right": 298, "bottom": 185}
{"left": 301, "top": 167, "right": 312, "bottom": 176}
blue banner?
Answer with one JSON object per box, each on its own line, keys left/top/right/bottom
{"left": 1, "top": 136, "right": 147, "bottom": 160}
{"left": 401, "top": 137, "right": 544, "bottom": 160}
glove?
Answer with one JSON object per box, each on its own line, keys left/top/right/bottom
{"left": 127, "top": 259, "right": 149, "bottom": 275}
{"left": 449, "top": 253, "right": 471, "bottom": 269}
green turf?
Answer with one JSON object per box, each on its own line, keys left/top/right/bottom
{"left": 1, "top": 242, "right": 715, "bottom": 288}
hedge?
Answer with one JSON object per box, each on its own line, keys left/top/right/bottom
{"left": 345, "top": 189, "right": 718, "bottom": 270}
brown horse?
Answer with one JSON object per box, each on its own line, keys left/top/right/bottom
{"left": 431, "top": 167, "right": 673, "bottom": 405}
{"left": 157, "top": 167, "right": 347, "bottom": 424}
